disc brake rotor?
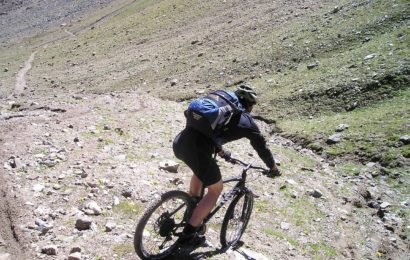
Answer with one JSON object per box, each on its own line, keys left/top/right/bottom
{"left": 157, "top": 213, "right": 176, "bottom": 237}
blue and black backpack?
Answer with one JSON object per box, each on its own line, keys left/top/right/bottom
{"left": 185, "top": 90, "right": 243, "bottom": 138}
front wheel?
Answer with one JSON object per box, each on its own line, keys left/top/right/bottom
{"left": 134, "top": 190, "right": 194, "bottom": 260}
{"left": 220, "top": 191, "right": 254, "bottom": 248}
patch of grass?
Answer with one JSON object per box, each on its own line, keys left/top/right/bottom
{"left": 279, "top": 89, "right": 410, "bottom": 164}
{"left": 273, "top": 146, "right": 319, "bottom": 171}
{"left": 335, "top": 162, "right": 365, "bottom": 176}
{"left": 113, "top": 201, "right": 141, "bottom": 218}
{"left": 278, "top": 185, "right": 296, "bottom": 200}
{"left": 104, "top": 138, "right": 115, "bottom": 145}
{"left": 80, "top": 131, "right": 98, "bottom": 139}
{"left": 254, "top": 199, "right": 270, "bottom": 214}
{"left": 383, "top": 167, "right": 410, "bottom": 195}
{"left": 305, "top": 242, "right": 338, "bottom": 259}
{"left": 282, "top": 198, "right": 326, "bottom": 227}
{"left": 252, "top": 0, "right": 410, "bottom": 168}
{"left": 263, "top": 228, "right": 298, "bottom": 247}
{"left": 401, "top": 145, "right": 410, "bottom": 158}
{"left": 112, "top": 243, "right": 134, "bottom": 259}
{"left": 257, "top": 13, "right": 408, "bottom": 103}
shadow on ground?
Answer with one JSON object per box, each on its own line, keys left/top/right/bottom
{"left": 165, "top": 241, "right": 260, "bottom": 260}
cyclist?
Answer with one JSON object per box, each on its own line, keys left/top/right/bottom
{"left": 172, "top": 84, "right": 280, "bottom": 246}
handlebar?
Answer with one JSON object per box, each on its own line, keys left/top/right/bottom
{"left": 221, "top": 149, "right": 281, "bottom": 177}
{"left": 221, "top": 152, "right": 271, "bottom": 176}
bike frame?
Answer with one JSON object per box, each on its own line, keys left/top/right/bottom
{"left": 165, "top": 159, "right": 266, "bottom": 235}
{"left": 201, "top": 160, "right": 264, "bottom": 224}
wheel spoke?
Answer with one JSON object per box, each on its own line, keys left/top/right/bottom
{"left": 220, "top": 192, "right": 253, "bottom": 248}
{"left": 135, "top": 191, "right": 194, "bottom": 259}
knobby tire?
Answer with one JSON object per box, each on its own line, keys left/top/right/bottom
{"left": 220, "top": 191, "right": 254, "bottom": 248}
{"left": 134, "top": 190, "right": 194, "bottom": 260}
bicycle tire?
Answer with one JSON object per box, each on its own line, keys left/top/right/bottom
{"left": 134, "top": 190, "right": 194, "bottom": 260}
{"left": 220, "top": 190, "right": 254, "bottom": 248}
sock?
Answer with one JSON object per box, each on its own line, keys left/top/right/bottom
{"left": 183, "top": 223, "right": 197, "bottom": 235}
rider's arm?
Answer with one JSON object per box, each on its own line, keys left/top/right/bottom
{"left": 221, "top": 113, "right": 277, "bottom": 169}
{"left": 247, "top": 125, "right": 280, "bottom": 176}
{"left": 245, "top": 120, "right": 276, "bottom": 169}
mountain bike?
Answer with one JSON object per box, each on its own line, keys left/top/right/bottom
{"left": 134, "top": 155, "right": 271, "bottom": 260}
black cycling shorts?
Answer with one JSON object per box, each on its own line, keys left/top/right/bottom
{"left": 173, "top": 127, "right": 221, "bottom": 186}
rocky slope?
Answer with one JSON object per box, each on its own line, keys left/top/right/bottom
{"left": 1, "top": 91, "right": 408, "bottom": 259}
{"left": 0, "top": 0, "right": 409, "bottom": 259}
{"left": 0, "top": 0, "right": 119, "bottom": 45}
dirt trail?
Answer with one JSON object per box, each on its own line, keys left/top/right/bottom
{"left": 13, "top": 51, "right": 37, "bottom": 96}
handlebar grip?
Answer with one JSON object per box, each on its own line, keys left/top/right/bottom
{"left": 222, "top": 151, "right": 232, "bottom": 160}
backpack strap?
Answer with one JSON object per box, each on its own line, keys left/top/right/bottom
{"left": 207, "top": 90, "right": 240, "bottom": 113}
{"left": 207, "top": 90, "right": 242, "bottom": 128}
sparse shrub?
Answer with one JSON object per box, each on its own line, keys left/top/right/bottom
{"left": 401, "top": 146, "right": 410, "bottom": 158}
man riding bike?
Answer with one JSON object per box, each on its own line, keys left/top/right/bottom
{"left": 172, "top": 84, "right": 280, "bottom": 246}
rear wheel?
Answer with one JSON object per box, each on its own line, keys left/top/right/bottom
{"left": 220, "top": 191, "right": 254, "bottom": 248}
{"left": 134, "top": 190, "right": 194, "bottom": 260}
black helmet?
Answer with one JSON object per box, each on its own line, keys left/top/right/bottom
{"left": 235, "top": 84, "right": 258, "bottom": 106}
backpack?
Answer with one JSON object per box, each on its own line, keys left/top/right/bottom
{"left": 185, "top": 90, "right": 243, "bottom": 138}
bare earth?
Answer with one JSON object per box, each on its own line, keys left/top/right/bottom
{"left": 1, "top": 91, "right": 408, "bottom": 259}
{"left": 0, "top": 0, "right": 408, "bottom": 259}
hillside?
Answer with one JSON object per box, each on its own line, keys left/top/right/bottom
{"left": 0, "top": 0, "right": 409, "bottom": 259}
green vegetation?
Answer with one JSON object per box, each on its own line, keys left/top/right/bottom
{"left": 112, "top": 243, "right": 134, "bottom": 259}
{"left": 113, "top": 201, "right": 141, "bottom": 218}
{"left": 254, "top": 199, "right": 270, "bottom": 214}
{"left": 2, "top": 0, "right": 407, "bottom": 168}
{"left": 263, "top": 228, "right": 298, "bottom": 247}
{"left": 285, "top": 199, "right": 326, "bottom": 227}
{"left": 335, "top": 162, "right": 365, "bottom": 176}
{"left": 273, "top": 146, "right": 319, "bottom": 171}
{"left": 279, "top": 89, "right": 410, "bottom": 165}
{"left": 265, "top": 222, "right": 338, "bottom": 258}
{"left": 0, "top": 0, "right": 408, "bottom": 259}
{"left": 305, "top": 242, "right": 338, "bottom": 259}
{"left": 258, "top": 0, "right": 409, "bottom": 166}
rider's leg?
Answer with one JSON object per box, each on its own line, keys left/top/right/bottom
{"left": 188, "top": 179, "right": 223, "bottom": 227}
{"left": 189, "top": 174, "right": 203, "bottom": 197}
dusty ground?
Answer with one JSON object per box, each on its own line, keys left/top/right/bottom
{"left": 0, "top": 89, "right": 408, "bottom": 259}
{"left": 0, "top": 0, "right": 409, "bottom": 259}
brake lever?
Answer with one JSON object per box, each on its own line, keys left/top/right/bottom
{"left": 224, "top": 156, "right": 236, "bottom": 164}
{"left": 262, "top": 169, "right": 269, "bottom": 175}
{"left": 227, "top": 158, "right": 236, "bottom": 164}
{"left": 224, "top": 157, "right": 237, "bottom": 165}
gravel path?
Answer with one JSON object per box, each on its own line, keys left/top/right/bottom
{"left": 14, "top": 52, "right": 37, "bottom": 96}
